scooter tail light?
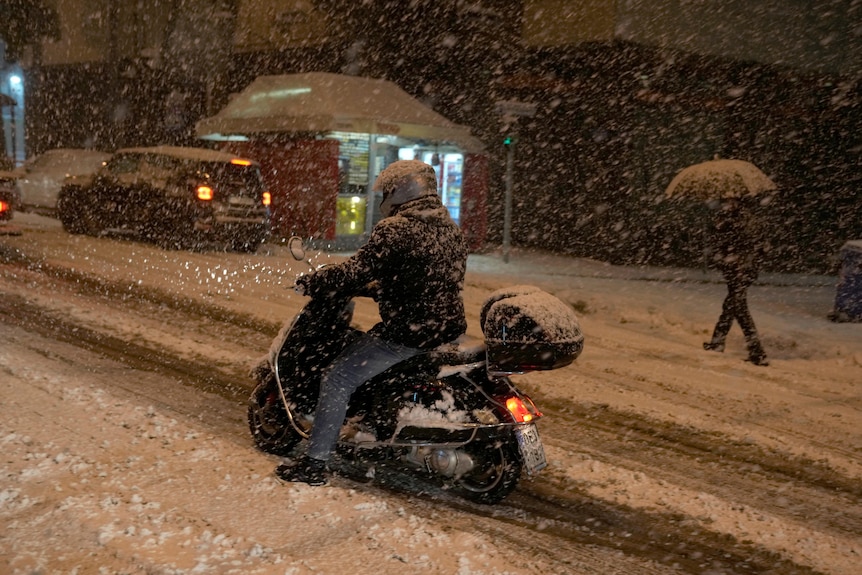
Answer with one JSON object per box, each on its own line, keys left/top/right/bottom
{"left": 500, "top": 395, "right": 543, "bottom": 423}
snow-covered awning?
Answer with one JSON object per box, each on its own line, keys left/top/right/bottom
{"left": 195, "top": 72, "right": 485, "bottom": 153}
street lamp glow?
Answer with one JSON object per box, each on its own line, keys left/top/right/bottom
{"left": 9, "top": 75, "right": 22, "bottom": 86}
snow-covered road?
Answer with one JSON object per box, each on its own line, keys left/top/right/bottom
{"left": 1, "top": 213, "right": 860, "bottom": 574}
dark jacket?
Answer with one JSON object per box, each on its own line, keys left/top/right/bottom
{"left": 302, "top": 195, "right": 467, "bottom": 349}
{"left": 708, "top": 200, "right": 768, "bottom": 283}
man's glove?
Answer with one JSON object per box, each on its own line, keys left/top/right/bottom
{"left": 294, "top": 273, "right": 314, "bottom": 295}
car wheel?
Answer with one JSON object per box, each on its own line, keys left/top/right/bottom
{"left": 58, "top": 188, "right": 103, "bottom": 236}
{"left": 57, "top": 193, "right": 84, "bottom": 234}
{"left": 156, "top": 209, "right": 195, "bottom": 251}
{"left": 229, "top": 236, "right": 263, "bottom": 253}
{"left": 228, "top": 226, "right": 266, "bottom": 253}
{"left": 158, "top": 226, "right": 190, "bottom": 250}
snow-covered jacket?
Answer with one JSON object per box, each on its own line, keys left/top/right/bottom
{"left": 708, "top": 202, "right": 768, "bottom": 283}
{"left": 301, "top": 195, "right": 467, "bottom": 350}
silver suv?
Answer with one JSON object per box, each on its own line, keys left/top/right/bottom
{"left": 57, "top": 146, "right": 270, "bottom": 252}
{"left": 16, "top": 148, "right": 112, "bottom": 213}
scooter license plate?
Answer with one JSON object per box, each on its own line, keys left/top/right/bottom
{"left": 515, "top": 423, "right": 547, "bottom": 475}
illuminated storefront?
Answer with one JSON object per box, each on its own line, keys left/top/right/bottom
{"left": 399, "top": 149, "right": 464, "bottom": 225}
{"left": 197, "top": 73, "right": 486, "bottom": 249}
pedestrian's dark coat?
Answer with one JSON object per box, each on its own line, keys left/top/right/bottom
{"left": 301, "top": 194, "right": 467, "bottom": 349}
{"left": 708, "top": 199, "right": 769, "bottom": 283}
{"left": 703, "top": 197, "right": 770, "bottom": 365}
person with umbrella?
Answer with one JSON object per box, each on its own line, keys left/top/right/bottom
{"left": 666, "top": 159, "right": 774, "bottom": 366}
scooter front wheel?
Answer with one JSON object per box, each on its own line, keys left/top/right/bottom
{"left": 452, "top": 439, "right": 522, "bottom": 504}
{"left": 247, "top": 375, "right": 302, "bottom": 456}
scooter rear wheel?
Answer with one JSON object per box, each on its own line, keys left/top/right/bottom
{"left": 247, "top": 376, "right": 303, "bottom": 457}
{"left": 452, "top": 440, "right": 522, "bottom": 504}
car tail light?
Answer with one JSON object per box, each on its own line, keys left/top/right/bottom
{"left": 497, "top": 395, "right": 543, "bottom": 423}
{"left": 262, "top": 191, "right": 271, "bottom": 206}
{"left": 196, "top": 185, "right": 213, "bottom": 201}
{"left": 0, "top": 200, "right": 9, "bottom": 214}
{"left": 230, "top": 158, "right": 252, "bottom": 166}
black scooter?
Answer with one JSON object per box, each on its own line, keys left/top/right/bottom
{"left": 248, "top": 238, "right": 583, "bottom": 504}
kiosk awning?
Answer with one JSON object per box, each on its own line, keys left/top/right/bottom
{"left": 196, "top": 72, "right": 484, "bottom": 153}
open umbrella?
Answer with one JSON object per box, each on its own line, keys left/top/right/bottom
{"left": 665, "top": 159, "right": 776, "bottom": 201}
{"left": 0, "top": 94, "right": 18, "bottom": 107}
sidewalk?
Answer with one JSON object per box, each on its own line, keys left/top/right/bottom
{"left": 465, "top": 247, "right": 836, "bottom": 289}
{"left": 6, "top": 210, "right": 838, "bottom": 290}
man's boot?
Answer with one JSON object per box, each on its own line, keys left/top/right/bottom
{"left": 275, "top": 455, "right": 328, "bottom": 486}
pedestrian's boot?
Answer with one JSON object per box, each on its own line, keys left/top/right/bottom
{"left": 746, "top": 352, "right": 769, "bottom": 366}
{"left": 703, "top": 323, "right": 727, "bottom": 352}
{"left": 745, "top": 339, "right": 769, "bottom": 366}
{"left": 703, "top": 340, "right": 725, "bottom": 352}
{"left": 275, "top": 455, "right": 328, "bottom": 486}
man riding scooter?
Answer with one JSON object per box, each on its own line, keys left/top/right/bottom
{"left": 276, "top": 159, "right": 468, "bottom": 486}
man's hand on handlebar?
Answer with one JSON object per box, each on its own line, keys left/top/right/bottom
{"left": 294, "top": 273, "right": 313, "bottom": 295}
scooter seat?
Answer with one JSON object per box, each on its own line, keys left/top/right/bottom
{"left": 427, "top": 334, "right": 487, "bottom": 366}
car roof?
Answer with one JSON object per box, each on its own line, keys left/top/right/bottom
{"left": 114, "top": 145, "right": 258, "bottom": 166}
{"left": 27, "top": 148, "right": 112, "bottom": 163}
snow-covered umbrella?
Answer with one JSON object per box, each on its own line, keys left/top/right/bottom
{"left": 665, "top": 159, "right": 777, "bottom": 201}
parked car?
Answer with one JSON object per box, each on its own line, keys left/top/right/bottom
{"left": 0, "top": 170, "right": 21, "bottom": 221}
{"left": 56, "top": 146, "right": 271, "bottom": 252}
{"left": 16, "top": 148, "right": 112, "bottom": 213}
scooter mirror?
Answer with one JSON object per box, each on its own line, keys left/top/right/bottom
{"left": 287, "top": 236, "right": 306, "bottom": 262}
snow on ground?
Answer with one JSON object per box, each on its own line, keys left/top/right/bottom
{"left": 1, "top": 213, "right": 861, "bottom": 574}
{"left": 1, "top": 360, "right": 543, "bottom": 575}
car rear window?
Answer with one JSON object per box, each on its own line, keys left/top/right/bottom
{"left": 105, "top": 152, "right": 263, "bottom": 195}
{"left": 106, "top": 154, "right": 142, "bottom": 174}
{"left": 197, "top": 161, "right": 263, "bottom": 192}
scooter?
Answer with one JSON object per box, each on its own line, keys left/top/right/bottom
{"left": 247, "top": 238, "right": 583, "bottom": 504}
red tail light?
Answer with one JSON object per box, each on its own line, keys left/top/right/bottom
{"left": 0, "top": 200, "right": 9, "bottom": 214}
{"left": 262, "top": 191, "right": 271, "bottom": 206}
{"left": 196, "top": 185, "right": 213, "bottom": 201}
{"left": 500, "top": 395, "right": 543, "bottom": 423}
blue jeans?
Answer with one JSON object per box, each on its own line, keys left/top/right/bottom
{"left": 306, "top": 332, "right": 421, "bottom": 461}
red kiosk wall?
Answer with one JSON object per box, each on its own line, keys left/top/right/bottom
{"left": 223, "top": 139, "right": 340, "bottom": 240}
{"left": 461, "top": 153, "right": 488, "bottom": 252}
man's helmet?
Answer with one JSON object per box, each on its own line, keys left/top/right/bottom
{"left": 374, "top": 160, "right": 438, "bottom": 217}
